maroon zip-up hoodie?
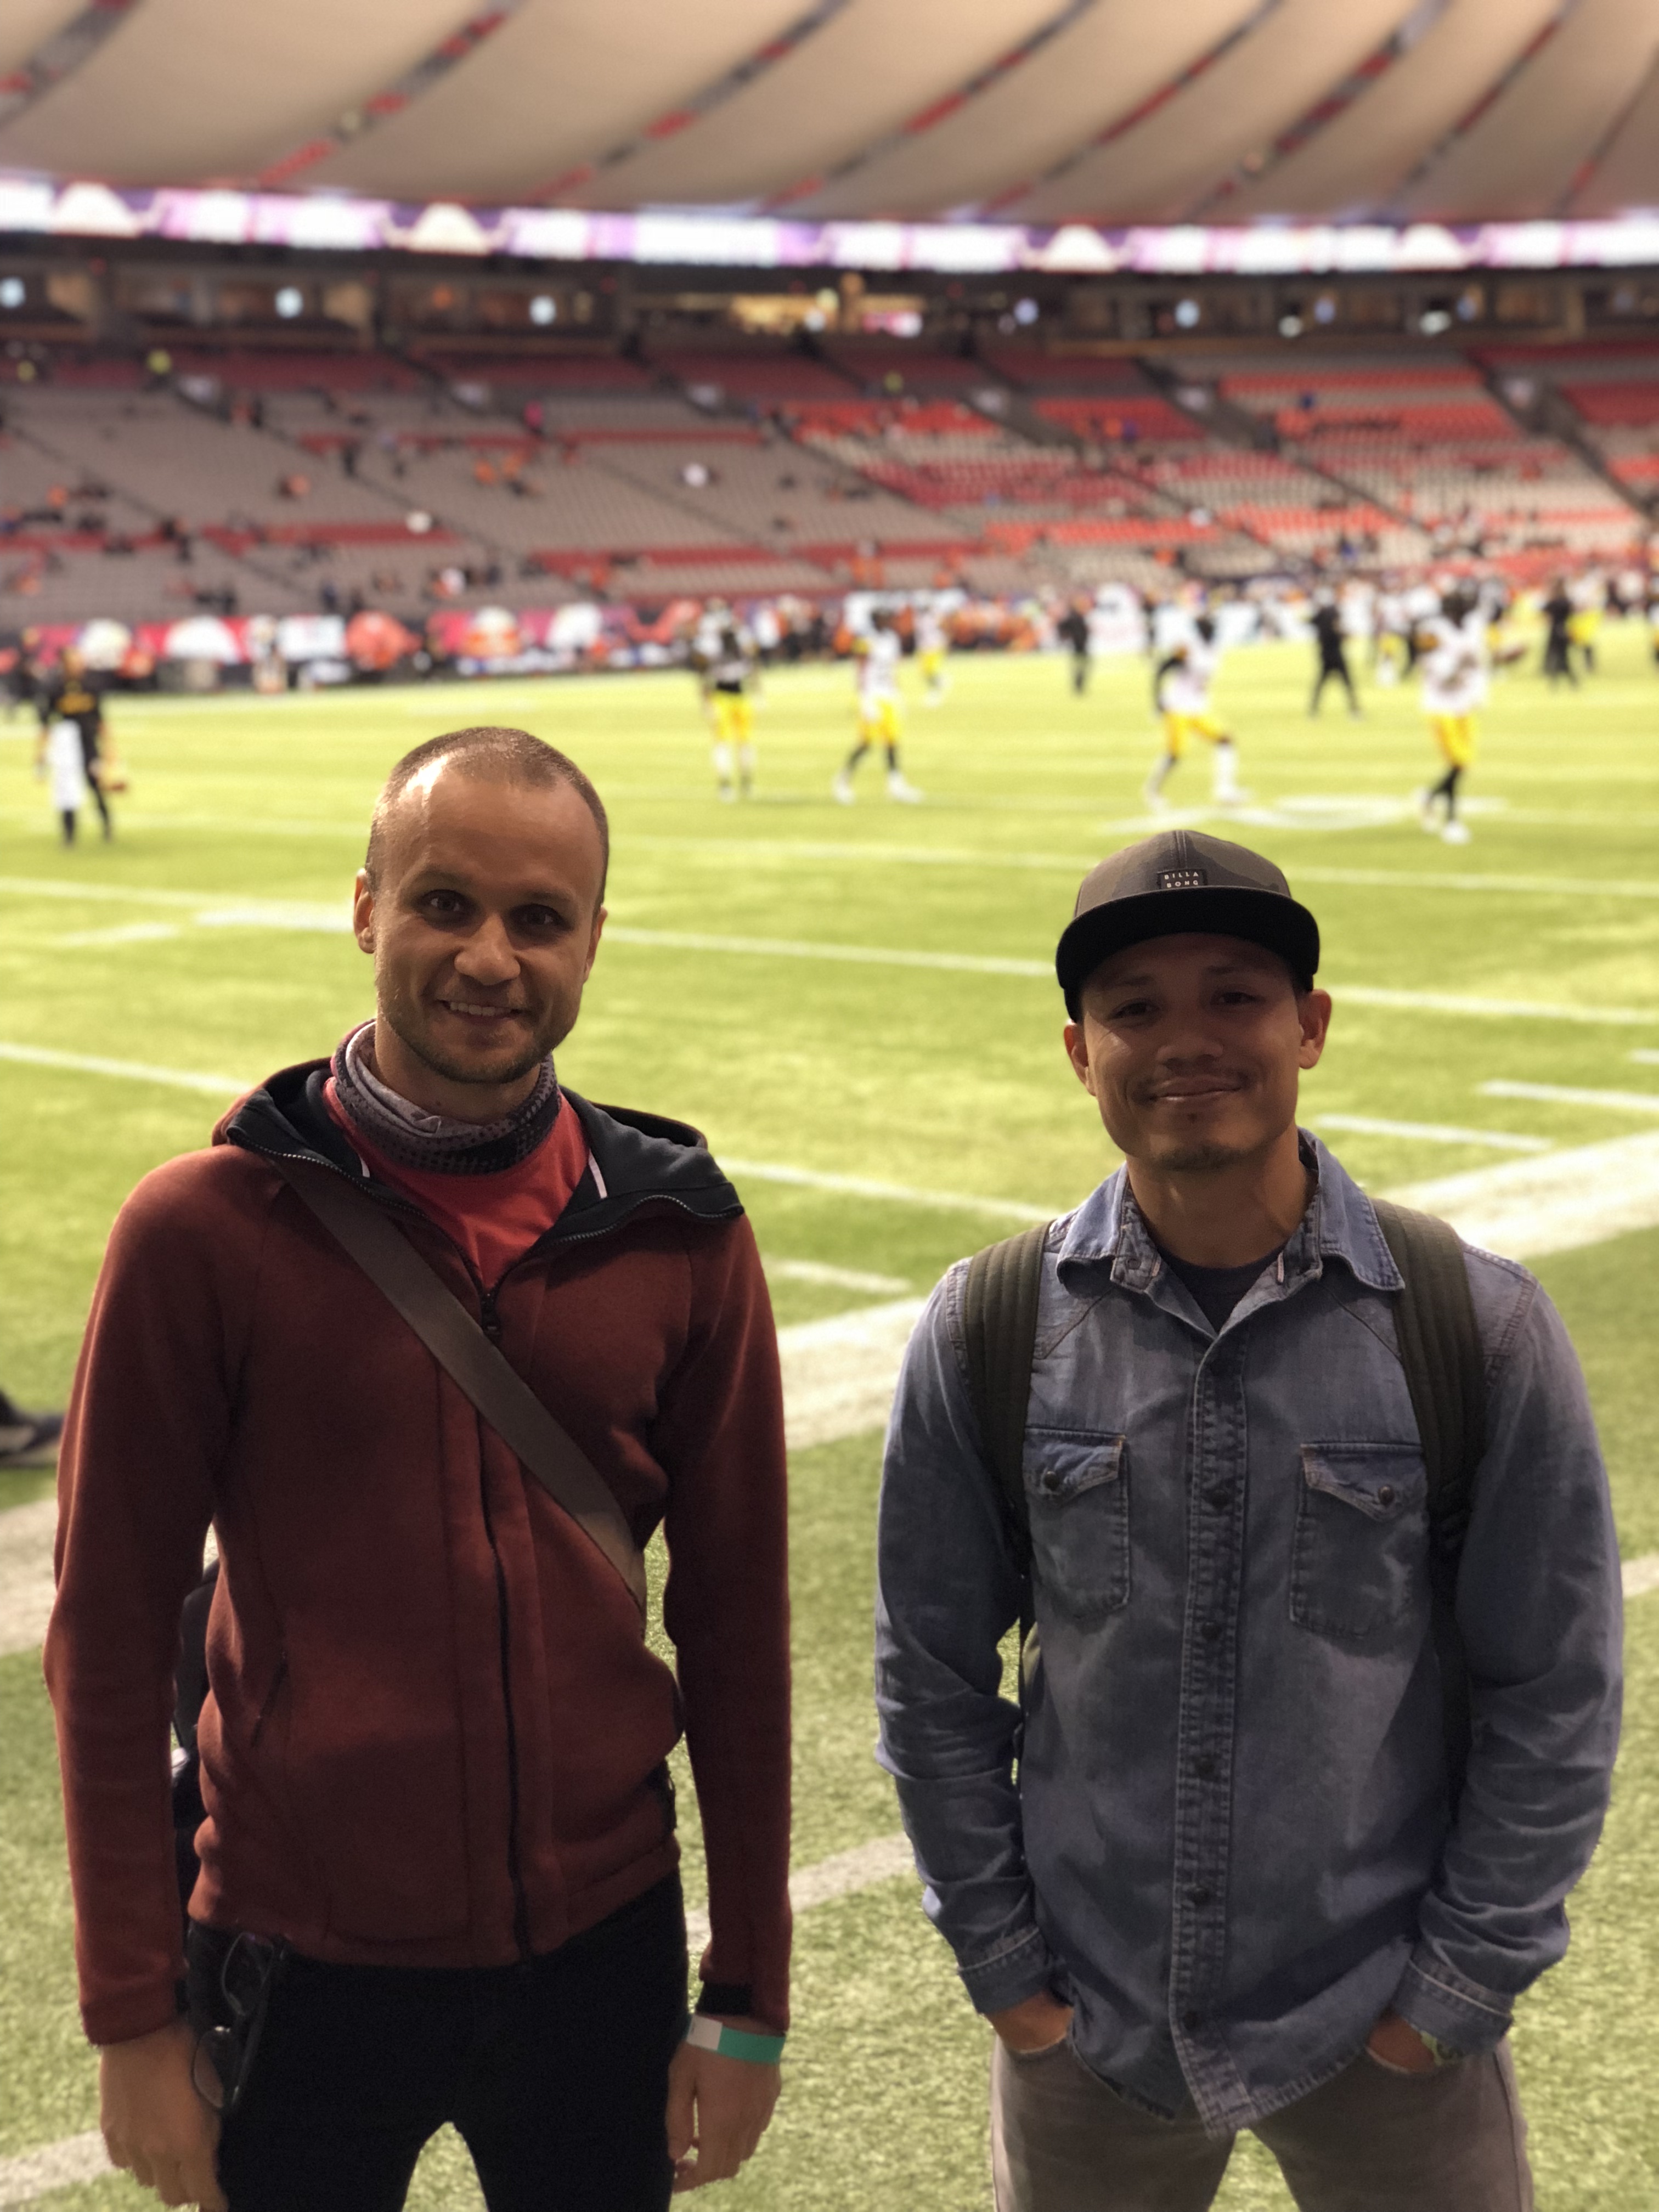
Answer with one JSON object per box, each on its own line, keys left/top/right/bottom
{"left": 45, "top": 1061, "right": 791, "bottom": 2046}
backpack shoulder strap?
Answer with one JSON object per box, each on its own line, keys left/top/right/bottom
{"left": 961, "top": 1223, "right": 1050, "bottom": 1587}
{"left": 1370, "top": 1197, "right": 1488, "bottom": 1797}
{"left": 1369, "top": 1199, "right": 1487, "bottom": 1561}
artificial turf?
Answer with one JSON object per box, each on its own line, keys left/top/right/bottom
{"left": 1, "top": 624, "right": 1656, "bottom": 2208}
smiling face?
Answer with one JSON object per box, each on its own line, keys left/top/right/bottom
{"left": 1064, "top": 932, "right": 1330, "bottom": 1175}
{"left": 353, "top": 761, "right": 606, "bottom": 1115}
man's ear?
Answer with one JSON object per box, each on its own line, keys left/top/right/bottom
{"left": 352, "top": 868, "right": 376, "bottom": 954}
{"left": 1297, "top": 988, "right": 1333, "bottom": 1071}
{"left": 1064, "top": 1018, "right": 1093, "bottom": 1092}
{"left": 583, "top": 904, "right": 607, "bottom": 980}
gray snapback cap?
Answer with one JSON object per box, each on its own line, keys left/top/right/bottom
{"left": 1056, "top": 829, "right": 1320, "bottom": 1015}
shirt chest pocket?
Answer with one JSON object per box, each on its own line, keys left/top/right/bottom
{"left": 1291, "top": 1442, "right": 1430, "bottom": 1643}
{"left": 1022, "top": 1431, "right": 1130, "bottom": 1624}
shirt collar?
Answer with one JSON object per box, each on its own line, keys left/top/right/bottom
{"left": 1056, "top": 1132, "right": 1403, "bottom": 1297}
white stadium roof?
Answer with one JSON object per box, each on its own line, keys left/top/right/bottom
{"left": 2, "top": 0, "right": 1658, "bottom": 228}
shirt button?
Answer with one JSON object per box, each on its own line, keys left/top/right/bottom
{"left": 1187, "top": 1886, "right": 1214, "bottom": 1907}
{"left": 1205, "top": 1484, "right": 1233, "bottom": 1509}
{"left": 1377, "top": 1483, "right": 1397, "bottom": 1507}
{"left": 1182, "top": 2008, "right": 1204, "bottom": 2032}
{"left": 1200, "top": 1621, "right": 1223, "bottom": 1643}
{"left": 1194, "top": 1755, "right": 1217, "bottom": 1779}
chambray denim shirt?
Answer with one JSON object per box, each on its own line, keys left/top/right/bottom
{"left": 874, "top": 1137, "right": 1622, "bottom": 2135}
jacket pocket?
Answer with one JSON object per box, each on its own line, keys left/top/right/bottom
{"left": 1291, "top": 1442, "right": 1429, "bottom": 1641}
{"left": 1022, "top": 1431, "right": 1130, "bottom": 1623}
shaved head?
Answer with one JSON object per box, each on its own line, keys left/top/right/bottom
{"left": 366, "top": 726, "right": 608, "bottom": 906}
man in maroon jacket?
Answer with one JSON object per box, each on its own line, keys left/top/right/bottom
{"left": 46, "top": 725, "right": 792, "bottom": 2211}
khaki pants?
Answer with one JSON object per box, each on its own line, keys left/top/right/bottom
{"left": 991, "top": 2035, "right": 1532, "bottom": 2212}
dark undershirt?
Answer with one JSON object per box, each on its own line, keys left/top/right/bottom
{"left": 1157, "top": 1245, "right": 1283, "bottom": 1333}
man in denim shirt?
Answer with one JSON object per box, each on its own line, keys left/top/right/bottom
{"left": 875, "top": 831, "right": 1621, "bottom": 2211}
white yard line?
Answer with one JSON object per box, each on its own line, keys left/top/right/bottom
{"left": 1479, "top": 1080, "right": 1659, "bottom": 1115}
{"left": 0, "top": 1499, "right": 57, "bottom": 1660}
{"left": 1294, "top": 866, "right": 1659, "bottom": 901}
{"left": 605, "top": 928, "right": 1048, "bottom": 978}
{"left": 763, "top": 1258, "right": 910, "bottom": 1296}
{"left": 1310, "top": 1115, "right": 1549, "bottom": 1153}
{"left": 0, "top": 1043, "right": 252, "bottom": 1096}
{"left": 4, "top": 878, "right": 1658, "bottom": 1027}
{"left": 0, "top": 2130, "right": 111, "bottom": 2207}
{"left": 683, "top": 1833, "right": 915, "bottom": 1954}
{"left": 776, "top": 1298, "right": 930, "bottom": 1453}
{"left": 1331, "top": 988, "right": 1656, "bottom": 1028}
{"left": 720, "top": 1157, "right": 1050, "bottom": 1223}
{"left": 1388, "top": 1129, "right": 1659, "bottom": 1260}
{"left": 55, "top": 923, "right": 184, "bottom": 948}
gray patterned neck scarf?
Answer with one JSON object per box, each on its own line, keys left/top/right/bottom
{"left": 330, "top": 1021, "right": 561, "bottom": 1176}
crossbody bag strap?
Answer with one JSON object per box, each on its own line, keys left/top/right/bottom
{"left": 271, "top": 1156, "right": 648, "bottom": 1620}
{"left": 1370, "top": 1197, "right": 1489, "bottom": 1802}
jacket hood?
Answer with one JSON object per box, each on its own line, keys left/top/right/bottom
{"left": 216, "top": 1057, "right": 743, "bottom": 1241}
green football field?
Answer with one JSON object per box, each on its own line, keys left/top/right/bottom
{"left": 1, "top": 625, "right": 1657, "bottom": 2209}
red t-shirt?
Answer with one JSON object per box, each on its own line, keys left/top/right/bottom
{"left": 324, "top": 1079, "right": 591, "bottom": 1288}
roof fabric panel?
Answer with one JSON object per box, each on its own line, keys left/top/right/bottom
{"left": 1220, "top": 0, "right": 1563, "bottom": 219}
{"left": 0, "top": 0, "right": 94, "bottom": 80}
{"left": 1569, "top": 48, "right": 1659, "bottom": 211}
{"left": 1397, "top": 0, "right": 1659, "bottom": 217}
{"left": 306, "top": 0, "right": 801, "bottom": 200}
{"left": 781, "top": 0, "right": 1260, "bottom": 218}
{"left": 556, "top": 0, "right": 1065, "bottom": 207}
{"left": 1009, "top": 0, "right": 1418, "bottom": 221}
{"left": 0, "top": 0, "right": 474, "bottom": 182}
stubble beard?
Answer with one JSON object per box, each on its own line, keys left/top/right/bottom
{"left": 1146, "top": 1135, "right": 1255, "bottom": 1175}
{"left": 380, "top": 991, "right": 564, "bottom": 1093}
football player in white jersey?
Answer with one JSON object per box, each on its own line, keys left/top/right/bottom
{"left": 834, "top": 610, "right": 922, "bottom": 804}
{"left": 698, "top": 624, "right": 760, "bottom": 800}
{"left": 915, "top": 599, "right": 950, "bottom": 704}
{"left": 1414, "top": 591, "right": 1487, "bottom": 845}
{"left": 1143, "top": 614, "right": 1245, "bottom": 810}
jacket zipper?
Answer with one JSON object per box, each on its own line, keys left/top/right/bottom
{"left": 250, "top": 1655, "right": 287, "bottom": 1748}
{"left": 475, "top": 1288, "right": 533, "bottom": 1962}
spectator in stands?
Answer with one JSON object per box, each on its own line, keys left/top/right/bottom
{"left": 1308, "top": 591, "right": 1359, "bottom": 719}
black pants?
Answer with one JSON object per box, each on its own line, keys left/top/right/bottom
{"left": 191, "top": 1877, "right": 687, "bottom": 2212}
{"left": 1310, "top": 657, "right": 1357, "bottom": 713}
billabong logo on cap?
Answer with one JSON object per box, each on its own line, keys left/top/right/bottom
{"left": 1156, "top": 868, "right": 1207, "bottom": 889}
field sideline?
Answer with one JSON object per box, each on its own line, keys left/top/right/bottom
{"left": 2, "top": 631, "right": 1657, "bottom": 2209}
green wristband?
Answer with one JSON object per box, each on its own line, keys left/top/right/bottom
{"left": 685, "top": 2015, "right": 786, "bottom": 2064}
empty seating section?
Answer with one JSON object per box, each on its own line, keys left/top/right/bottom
{"left": 1214, "top": 356, "right": 1637, "bottom": 560}
{"left": 4, "top": 340, "right": 1649, "bottom": 623}
{"left": 647, "top": 348, "right": 853, "bottom": 402}
{"left": 818, "top": 340, "right": 988, "bottom": 394}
